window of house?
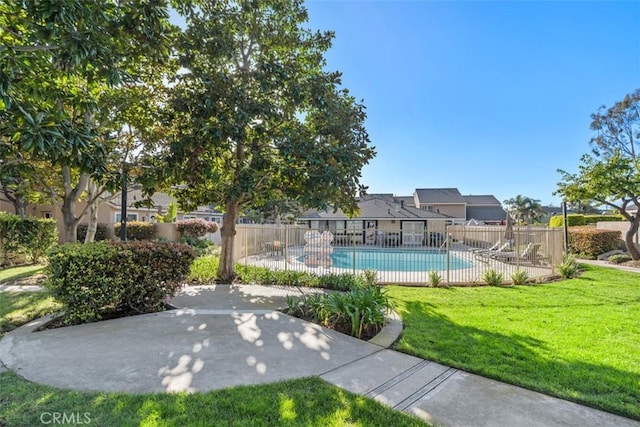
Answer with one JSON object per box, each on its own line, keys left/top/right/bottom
{"left": 115, "top": 213, "right": 138, "bottom": 223}
{"left": 43, "top": 212, "right": 52, "bottom": 219}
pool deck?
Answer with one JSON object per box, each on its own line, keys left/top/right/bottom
{"left": 238, "top": 245, "right": 554, "bottom": 285}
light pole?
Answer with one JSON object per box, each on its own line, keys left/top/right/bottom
{"left": 120, "top": 164, "right": 129, "bottom": 241}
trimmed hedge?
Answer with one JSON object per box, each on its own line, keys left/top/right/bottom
{"left": 176, "top": 218, "right": 218, "bottom": 238}
{"left": 549, "top": 215, "right": 585, "bottom": 228}
{"left": 46, "top": 241, "right": 195, "bottom": 325}
{"left": 550, "top": 214, "right": 625, "bottom": 227}
{"left": 77, "top": 223, "right": 109, "bottom": 242}
{"left": 0, "top": 213, "right": 58, "bottom": 264}
{"left": 568, "top": 226, "right": 621, "bottom": 259}
{"left": 113, "top": 221, "right": 156, "bottom": 241}
{"left": 584, "top": 214, "right": 624, "bottom": 224}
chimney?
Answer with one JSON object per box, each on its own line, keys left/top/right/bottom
{"left": 400, "top": 200, "right": 404, "bottom": 208}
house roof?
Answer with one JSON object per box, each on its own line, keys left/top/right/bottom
{"left": 109, "top": 190, "right": 220, "bottom": 215}
{"left": 463, "top": 195, "right": 501, "bottom": 206}
{"left": 415, "top": 188, "right": 466, "bottom": 204}
{"left": 466, "top": 206, "right": 508, "bottom": 222}
{"left": 300, "top": 196, "right": 451, "bottom": 220}
{"left": 396, "top": 196, "right": 416, "bottom": 207}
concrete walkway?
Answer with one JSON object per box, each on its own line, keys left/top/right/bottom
{"left": 1, "top": 284, "right": 638, "bottom": 427}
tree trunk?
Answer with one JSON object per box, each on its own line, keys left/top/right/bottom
{"left": 217, "top": 201, "right": 241, "bottom": 282}
{"left": 12, "top": 196, "right": 28, "bottom": 219}
{"left": 625, "top": 216, "right": 640, "bottom": 260}
{"left": 60, "top": 168, "right": 89, "bottom": 243}
{"left": 84, "top": 180, "right": 100, "bottom": 243}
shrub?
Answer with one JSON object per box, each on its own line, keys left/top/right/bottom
{"left": 176, "top": 218, "right": 218, "bottom": 238}
{"left": 558, "top": 254, "right": 579, "bottom": 279}
{"left": 549, "top": 214, "right": 586, "bottom": 228}
{"left": 317, "top": 273, "right": 364, "bottom": 291}
{"left": 77, "top": 223, "right": 109, "bottom": 242}
{"left": 19, "top": 217, "right": 58, "bottom": 263}
{"left": 608, "top": 254, "right": 632, "bottom": 264}
{"left": 510, "top": 270, "right": 529, "bottom": 286}
{"left": 285, "top": 286, "right": 392, "bottom": 339}
{"left": 189, "top": 255, "right": 220, "bottom": 283}
{"left": 362, "top": 269, "right": 378, "bottom": 287}
{"left": 0, "top": 212, "right": 24, "bottom": 265}
{"left": 0, "top": 213, "right": 58, "bottom": 265}
{"left": 45, "top": 241, "right": 195, "bottom": 325}
{"left": 428, "top": 270, "right": 442, "bottom": 287}
{"left": 113, "top": 221, "right": 156, "bottom": 241}
{"left": 568, "top": 227, "right": 620, "bottom": 258}
{"left": 584, "top": 214, "right": 624, "bottom": 224}
{"left": 179, "top": 236, "right": 216, "bottom": 257}
{"left": 482, "top": 269, "right": 504, "bottom": 286}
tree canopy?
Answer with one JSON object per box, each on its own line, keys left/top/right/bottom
{"left": 159, "top": 0, "right": 375, "bottom": 280}
{"left": 557, "top": 89, "right": 640, "bottom": 259}
{"left": 503, "top": 195, "right": 544, "bottom": 224}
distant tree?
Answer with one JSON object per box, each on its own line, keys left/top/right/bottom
{"left": 557, "top": 89, "right": 640, "bottom": 259}
{"left": 503, "top": 195, "right": 545, "bottom": 224}
{"left": 160, "top": 0, "right": 375, "bottom": 281}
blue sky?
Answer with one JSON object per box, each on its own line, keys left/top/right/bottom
{"left": 302, "top": 0, "right": 640, "bottom": 205}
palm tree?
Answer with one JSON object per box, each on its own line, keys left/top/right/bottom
{"left": 503, "top": 195, "right": 545, "bottom": 224}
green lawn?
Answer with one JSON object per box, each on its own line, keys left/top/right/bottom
{"left": 0, "top": 291, "right": 61, "bottom": 336}
{"left": 387, "top": 264, "right": 640, "bottom": 420}
{"left": 0, "top": 372, "right": 425, "bottom": 426}
{"left": 0, "top": 264, "right": 45, "bottom": 283}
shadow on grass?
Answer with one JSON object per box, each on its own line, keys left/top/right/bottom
{"left": 0, "top": 373, "right": 426, "bottom": 426}
{"left": 394, "top": 300, "right": 640, "bottom": 421}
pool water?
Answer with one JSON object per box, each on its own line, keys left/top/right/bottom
{"left": 300, "top": 248, "right": 473, "bottom": 272}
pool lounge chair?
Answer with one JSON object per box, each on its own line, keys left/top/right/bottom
{"left": 469, "top": 241, "right": 502, "bottom": 253}
{"left": 489, "top": 243, "right": 543, "bottom": 265}
{"left": 474, "top": 242, "right": 511, "bottom": 260}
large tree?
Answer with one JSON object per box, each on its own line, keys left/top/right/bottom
{"left": 161, "top": 0, "right": 375, "bottom": 281}
{"left": 0, "top": 0, "right": 172, "bottom": 241}
{"left": 557, "top": 89, "right": 640, "bottom": 259}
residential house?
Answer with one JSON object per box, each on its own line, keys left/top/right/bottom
{"left": 299, "top": 194, "right": 451, "bottom": 246}
{"left": 413, "top": 188, "right": 507, "bottom": 224}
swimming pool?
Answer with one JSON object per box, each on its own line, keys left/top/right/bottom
{"left": 299, "top": 248, "right": 473, "bottom": 272}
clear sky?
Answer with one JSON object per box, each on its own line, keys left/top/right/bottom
{"left": 302, "top": 0, "right": 640, "bottom": 205}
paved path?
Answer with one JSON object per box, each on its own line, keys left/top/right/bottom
{"left": 1, "top": 284, "right": 638, "bottom": 427}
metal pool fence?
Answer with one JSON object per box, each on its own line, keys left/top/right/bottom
{"left": 230, "top": 224, "right": 565, "bottom": 285}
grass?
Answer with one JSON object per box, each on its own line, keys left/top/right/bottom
{"left": 0, "top": 264, "right": 45, "bottom": 283}
{"left": 0, "top": 373, "right": 425, "bottom": 426}
{"left": 0, "top": 292, "right": 61, "bottom": 337}
{"left": 387, "top": 263, "right": 640, "bottom": 420}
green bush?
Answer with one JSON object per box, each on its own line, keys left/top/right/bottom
{"left": 189, "top": 255, "right": 220, "bottom": 283}
{"left": 549, "top": 214, "right": 586, "bottom": 228}
{"left": 45, "top": 241, "right": 195, "bottom": 325}
{"left": 584, "top": 215, "right": 624, "bottom": 224}
{"left": 0, "top": 213, "right": 57, "bottom": 265}
{"left": 428, "top": 270, "right": 442, "bottom": 287}
{"left": 558, "top": 254, "right": 579, "bottom": 279}
{"left": 285, "top": 285, "right": 392, "bottom": 339}
{"left": 179, "top": 236, "right": 216, "bottom": 257}
{"left": 0, "top": 212, "right": 24, "bottom": 265}
{"left": 77, "top": 223, "right": 109, "bottom": 242}
{"left": 113, "top": 221, "right": 156, "bottom": 241}
{"left": 608, "top": 254, "right": 632, "bottom": 264}
{"left": 482, "top": 269, "right": 504, "bottom": 286}
{"left": 19, "top": 217, "right": 58, "bottom": 263}
{"left": 568, "top": 227, "right": 620, "bottom": 258}
{"left": 510, "top": 270, "right": 529, "bottom": 285}
{"left": 176, "top": 218, "right": 218, "bottom": 238}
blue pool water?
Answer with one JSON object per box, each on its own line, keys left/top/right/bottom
{"left": 300, "top": 248, "right": 473, "bottom": 272}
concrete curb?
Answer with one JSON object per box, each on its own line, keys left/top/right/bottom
{"left": 368, "top": 310, "right": 403, "bottom": 348}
